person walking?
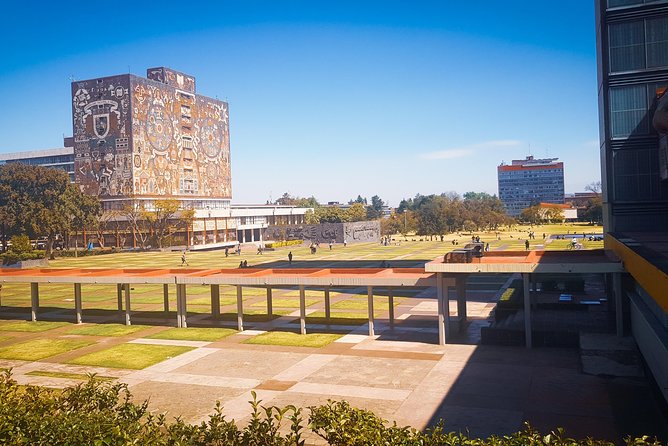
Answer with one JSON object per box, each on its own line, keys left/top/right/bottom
{"left": 288, "top": 251, "right": 293, "bottom": 264}
{"left": 343, "top": 239, "right": 347, "bottom": 247}
{"left": 329, "top": 241, "right": 333, "bottom": 250}
{"left": 224, "top": 247, "right": 229, "bottom": 257}
{"left": 181, "top": 251, "right": 188, "bottom": 266}
{"left": 525, "top": 239, "right": 530, "bottom": 251}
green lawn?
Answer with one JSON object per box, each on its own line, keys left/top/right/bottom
{"left": 68, "top": 344, "right": 193, "bottom": 369}
{"left": 146, "top": 327, "right": 237, "bottom": 342}
{"left": 244, "top": 331, "right": 342, "bottom": 348}
{"left": 306, "top": 314, "right": 370, "bottom": 325}
{"left": 331, "top": 297, "right": 399, "bottom": 311}
{"left": 0, "top": 339, "right": 95, "bottom": 361}
{"left": 250, "top": 297, "right": 319, "bottom": 309}
{"left": 65, "top": 324, "right": 150, "bottom": 337}
{"left": 0, "top": 321, "right": 72, "bottom": 333}
{"left": 25, "top": 370, "right": 116, "bottom": 381}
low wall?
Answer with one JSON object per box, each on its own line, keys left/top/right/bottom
{"left": 263, "top": 221, "right": 380, "bottom": 244}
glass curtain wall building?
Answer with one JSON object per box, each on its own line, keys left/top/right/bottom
{"left": 596, "top": 0, "right": 668, "bottom": 404}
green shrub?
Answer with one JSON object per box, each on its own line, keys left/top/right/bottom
{"left": 0, "top": 371, "right": 662, "bottom": 445}
{"left": 2, "top": 250, "right": 46, "bottom": 266}
{"left": 9, "top": 235, "right": 32, "bottom": 254}
{"left": 56, "top": 248, "right": 116, "bottom": 258}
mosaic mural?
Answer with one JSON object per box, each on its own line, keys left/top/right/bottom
{"left": 263, "top": 221, "right": 380, "bottom": 244}
{"left": 72, "top": 68, "right": 231, "bottom": 201}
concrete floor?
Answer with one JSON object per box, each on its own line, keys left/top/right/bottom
{"left": 1, "top": 285, "right": 666, "bottom": 444}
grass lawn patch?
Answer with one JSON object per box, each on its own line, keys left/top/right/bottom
{"left": 306, "top": 314, "right": 369, "bottom": 325}
{"left": 25, "top": 370, "right": 116, "bottom": 381}
{"left": 68, "top": 344, "right": 193, "bottom": 369}
{"left": 250, "top": 297, "right": 319, "bottom": 309}
{"left": 244, "top": 331, "right": 342, "bottom": 348}
{"left": 218, "top": 312, "right": 280, "bottom": 322}
{"left": 0, "top": 321, "right": 71, "bottom": 333}
{"left": 65, "top": 324, "right": 150, "bottom": 337}
{"left": 146, "top": 327, "right": 237, "bottom": 342}
{"left": 332, "top": 298, "right": 400, "bottom": 311}
{"left": 0, "top": 339, "right": 95, "bottom": 361}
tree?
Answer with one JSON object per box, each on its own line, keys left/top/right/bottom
{"left": 0, "top": 164, "right": 84, "bottom": 259}
{"left": 304, "top": 209, "right": 320, "bottom": 224}
{"left": 350, "top": 195, "right": 367, "bottom": 205}
{"left": 416, "top": 196, "right": 448, "bottom": 239}
{"left": 520, "top": 205, "right": 542, "bottom": 225}
{"left": 380, "top": 214, "right": 403, "bottom": 236}
{"left": 366, "top": 195, "right": 385, "bottom": 220}
{"left": 64, "top": 184, "right": 101, "bottom": 255}
{"left": 144, "top": 199, "right": 181, "bottom": 249}
{"left": 346, "top": 203, "right": 367, "bottom": 222}
{"left": 122, "top": 198, "right": 151, "bottom": 249}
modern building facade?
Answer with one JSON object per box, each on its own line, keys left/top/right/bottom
{"left": 497, "top": 156, "right": 565, "bottom": 217}
{"left": 596, "top": 0, "right": 668, "bottom": 403}
{"left": 71, "top": 67, "right": 231, "bottom": 211}
{"left": 0, "top": 147, "right": 74, "bottom": 182}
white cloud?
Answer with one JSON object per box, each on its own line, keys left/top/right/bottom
{"left": 419, "top": 140, "right": 522, "bottom": 160}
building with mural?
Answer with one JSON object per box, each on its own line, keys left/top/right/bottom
{"left": 0, "top": 67, "right": 310, "bottom": 249}
{"left": 71, "top": 67, "right": 231, "bottom": 211}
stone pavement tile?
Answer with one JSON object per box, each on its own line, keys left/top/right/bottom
{"left": 352, "top": 339, "right": 446, "bottom": 355}
{"left": 527, "top": 367, "right": 613, "bottom": 418}
{"left": 174, "top": 349, "right": 309, "bottom": 380}
{"left": 429, "top": 404, "right": 524, "bottom": 439}
{"left": 129, "top": 338, "right": 210, "bottom": 348}
{"left": 468, "top": 345, "right": 580, "bottom": 369}
{"left": 440, "top": 344, "right": 478, "bottom": 363}
{"left": 393, "top": 390, "right": 450, "bottom": 429}
{"left": 272, "top": 354, "right": 337, "bottom": 381}
{"left": 124, "top": 370, "right": 261, "bottom": 389}
{"left": 145, "top": 347, "right": 219, "bottom": 373}
{"left": 443, "top": 362, "right": 532, "bottom": 401}
{"left": 523, "top": 410, "right": 617, "bottom": 442}
{"left": 129, "top": 381, "right": 247, "bottom": 423}
{"left": 290, "top": 381, "right": 411, "bottom": 401}
{"left": 233, "top": 329, "right": 266, "bottom": 336}
{"left": 303, "top": 355, "right": 437, "bottom": 390}
{"left": 254, "top": 379, "right": 297, "bottom": 391}
{"left": 335, "top": 334, "right": 371, "bottom": 343}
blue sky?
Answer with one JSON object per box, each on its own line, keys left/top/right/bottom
{"left": 0, "top": 1, "right": 599, "bottom": 206}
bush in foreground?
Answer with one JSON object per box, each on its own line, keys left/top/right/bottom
{"left": 0, "top": 371, "right": 662, "bottom": 445}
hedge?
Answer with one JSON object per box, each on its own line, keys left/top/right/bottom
{"left": 0, "top": 372, "right": 662, "bottom": 446}
{"left": 265, "top": 240, "right": 304, "bottom": 249}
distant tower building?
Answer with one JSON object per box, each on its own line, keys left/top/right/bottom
{"left": 497, "top": 156, "right": 565, "bottom": 217}
{"left": 71, "top": 67, "right": 231, "bottom": 210}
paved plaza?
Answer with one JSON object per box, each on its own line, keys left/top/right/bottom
{"left": 0, "top": 236, "right": 666, "bottom": 443}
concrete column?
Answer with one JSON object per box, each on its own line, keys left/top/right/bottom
{"left": 437, "top": 274, "right": 445, "bottom": 346}
{"left": 236, "top": 285, "right": 244, "bottom": 331}
{"left": 30, "top": 282, "right": 39, "bottom": 322}
{"left": 180, "top": 284, "right": 188, "bottom": 328}
{"left": 388, "top": 286, "right": 395, "bottom": 329}
{"left": 266, "top": 286, "right": 273, "bottom": 315}
{"left": 116, "top": 283, "right": 123, "bottom": 313}
{"left": 523, "top": 273, "right": 532, "bottom": 348}
{"left": 74, "top": 283, "right": 82, "bottom": 324}
{"left": 299, "top": 285, "right": 306, "bottom": 335}
{"left": 211, "top": 285, "right": 221, "bottom": 319}
{"left": 124, "top": 283, "right": 131, "bottom": 326}
{"left": 176, "top": 284, "right": 183, "bottom": 328}
{"left": 444, "top": 284, "right": 451, "bottom": 340}
{"left": 367, "top": 286, "right": 374, "bottom": 337}
{"left": 163, "top": 284, "right": 169, "bottom": 314}
{"left": 251, "top": 229, "right": 255, "bottom": 242}
{"left": 456, "top": 275, "right": 467, "bottom": 323}
{"left": 324, "top": 287, "right": 331, "bottom": 321}
{"left": 613, "top": 272, "right": 623, "bottom": 337}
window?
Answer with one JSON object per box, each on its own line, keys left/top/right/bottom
{"left": 609, "top": 21, "right": 645, "bottom": 72}
{"left": 610, "top": 85, "right": 647, "bottom": 137}
{"left": 646, "top": 16, "right": 668, "bottom": 68}
{"left": 609, "top": 15, "right": 668, "bottom": 72}
{"left": 608, "top": 0, "right": 668, "bottom": 8}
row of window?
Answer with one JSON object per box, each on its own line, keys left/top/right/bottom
{"left": 609, "top": 82, "right": 668, "bottom": 137}
{"left": 608, "top": 0, "right": 668, "bottom": 9}
{"left": 609, "top": 15, "right": 668, "bottom": 72}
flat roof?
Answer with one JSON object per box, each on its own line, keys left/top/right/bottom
{"left": 0, "top": 147, "right": 73, "bottom": 161}
{"left": 0, "top": 267, "right": 442, "bottom": 287}
{"left": 425, "top": 249, "right": 623, "bottom": 274}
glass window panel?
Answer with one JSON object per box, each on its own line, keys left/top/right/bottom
{"left": 609, "top": 21, "right": 645, "bottom": 72}
{"left": 646, "top": 16, "right": 668, "bottom": 68}
{"left": 608, "top": 0, "right": 643, "bottom": 7}
{"left": 610, "top": 85, "right": 648, "bottom": 137}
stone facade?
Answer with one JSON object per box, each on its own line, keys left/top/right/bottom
{"left": 71, "top": 68, "right": 231, "bottom": 203}
{"left": 263, "top": 221, "right": 380, "bottom": 244}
